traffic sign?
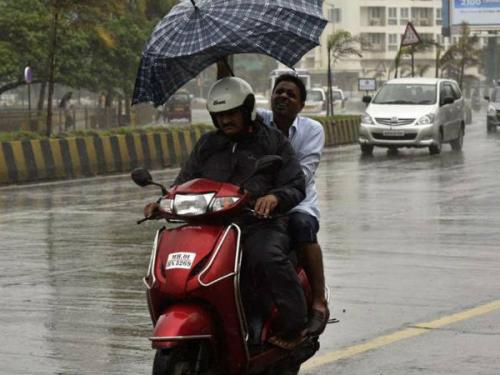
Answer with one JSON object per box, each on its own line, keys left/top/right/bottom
{"left": 401, "top": 22, "right": 421, "bottom": 46}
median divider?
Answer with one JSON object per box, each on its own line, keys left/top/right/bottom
{"left": 0, "top": 117, "right": 359, "bottom": 185}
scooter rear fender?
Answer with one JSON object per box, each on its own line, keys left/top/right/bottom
{"left": 150, "top": 303, "right": 215, "bottom": 349}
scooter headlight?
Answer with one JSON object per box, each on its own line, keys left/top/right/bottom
{"left": 209, "top": 196, "right": 240, "bottom": 212}
{"left": 173, "top": 193, "right": 215, "bottom": 216}
{"left": 159, "top": 198, "right": 174, "bottom": 214}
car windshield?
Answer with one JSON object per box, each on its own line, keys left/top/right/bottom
{"left": 307, "top": 90, "right": 324, "bottom": 101}
{"left": 372, "top": 84, "right": 437, "bottom": 105}
{"left": 491, "top": 87, "right": 500, "bottom": 102}
{"left": 332, "top": 91, "right": 342, "bottom": 101}
{"left": 170, "top": 94, "right": 190, "bottom": 104}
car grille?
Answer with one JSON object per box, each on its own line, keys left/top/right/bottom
{"left": 372, "top": 133, "right": 417, "bottom": 141}
{"left": 375, "top": 118, "right": 415, "bottom": 126}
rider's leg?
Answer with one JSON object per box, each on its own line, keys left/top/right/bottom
{"left": 288, "top": 212, "right": 329, "bottom": 335}
{"left": 242, "top": 219, "right": 307, "bottom": 339}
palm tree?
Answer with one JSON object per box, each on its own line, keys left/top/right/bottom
{"left": 439, "top": 22, "right": 480, "bottom": 89}
{"left": 326, "top": 30, "right": 362, "bottom": 116}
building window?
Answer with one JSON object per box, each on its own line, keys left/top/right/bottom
{"left": 436, "top": 8, "right": 442, "bottom": 25}
{"left": 400, "top": 8, "right": 409, "bottom": 25}
{"left": 388, "top": 33, "right": 399, "bottom": 50}
{"left": 361, "top": 33, "right": 386, "bottom": 51}
{"left": 368, "top": 7, "right": 385, "bottom": 26}
{"left": 328, "top": 7, "right": 342, "bottom": 23}
{"left": 388, "top": 7, "right": 397, "bottom": 25}
{"left": 411, "top": 8, "right": 433, "bottom": 27}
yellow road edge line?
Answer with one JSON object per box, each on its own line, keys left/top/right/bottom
{"left": 303, "top": 299, "right": 500, "bottom": 370}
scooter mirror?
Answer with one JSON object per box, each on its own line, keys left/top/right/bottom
{"left": 131, "top": 168, "right": 153, "bottom": 187}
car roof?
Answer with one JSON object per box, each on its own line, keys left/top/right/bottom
{"left": 385, "top": 77, "right": 456, "bottom": 85}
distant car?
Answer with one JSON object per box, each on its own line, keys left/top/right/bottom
{"left": 303, "top": 88, "right": 326, "bottom": 114}
{"left": 485, "top": 86, "right": 500, "bottom": 133}
{"left": 165, "top": 90, "right": 191, "bottom": 122}
{"left": 254, "top": 94, "right": 269, "bottom": 109}
{"left": 359, "top": 78, "right": 465, "bottom": 155}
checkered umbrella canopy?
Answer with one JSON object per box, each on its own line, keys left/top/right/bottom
{"left": 132, "top": 0, "right": 327, "bottom": 106}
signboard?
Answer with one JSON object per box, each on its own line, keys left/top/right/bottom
{"left": 358, "top": 78, "right": 377, "bottom": 91}
{"left": 401, "top": 22, "right": 422, "bottom": 46}
{"left": 451, "top": 0, "right": 500, "bottom": 28}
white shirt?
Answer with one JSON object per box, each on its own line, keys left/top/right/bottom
{"left": 257, "top": 109, "right": 324, "bottom": 219}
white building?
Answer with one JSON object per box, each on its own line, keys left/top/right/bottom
{"left": 296, "top": 0, "right": 449, "bottom": 92}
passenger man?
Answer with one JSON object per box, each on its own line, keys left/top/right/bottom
{"left": 145, "top": 76, "right": 308, "bottom": 347}
{"left": 217, "top": 62, "right": 329, "bottom": 337}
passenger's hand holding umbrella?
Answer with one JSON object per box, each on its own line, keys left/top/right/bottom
{"left": 133, "top": 0, "right": 327, "bottom": 106}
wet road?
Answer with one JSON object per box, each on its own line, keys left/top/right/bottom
{"left": 1, "top": 111, "right": 499, "bottom": 374}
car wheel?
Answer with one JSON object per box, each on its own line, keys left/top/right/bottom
{"left": 429, "top": 131, "right": 442, "bottom": 155}
{"left": 451, "top": 127, "right": 464, "bottom": 151}
{"left": 360, "top": 144, "right": 374, "bottom": 155}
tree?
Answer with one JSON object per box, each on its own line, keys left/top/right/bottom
{"left": 0, "top": 0, "right": 50, "bottom": 96}
{"left": 439, "top": 22, "right": 480, "bottom": 89}
{"left": 326, "top": 30, "right": 362, "bottom": 116}
{"left": 43, "top": 0, "right": 129, "bottom": 135}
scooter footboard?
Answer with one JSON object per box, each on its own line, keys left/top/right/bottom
{"left": 150, "top": 303, "right": 215, "bottom": 349}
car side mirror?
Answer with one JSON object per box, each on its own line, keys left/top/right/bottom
{"left": 484, "top": 96, "right": 490, "bottom": 101}
{"left": 362, "top": 95, "right": 372, "bottom": 104}
{"left": 441, "top": 96, "right": 454, "bottom": 106}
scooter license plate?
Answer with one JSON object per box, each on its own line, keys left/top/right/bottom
{"left": 165, "top": 252, "right": 196, "bottom": 270}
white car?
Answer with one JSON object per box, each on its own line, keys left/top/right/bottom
{"left": 303, "top": 88, "right": 326, "bottom": 114}
{"left": 254, "top": 94, "right": 269, "bottom": 109}
{"left": 359, "top": 78, "right": 465, "bottom": 155}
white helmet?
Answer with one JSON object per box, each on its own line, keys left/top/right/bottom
{"left": 206, "top": 77, "right": 256, "bottom": 124}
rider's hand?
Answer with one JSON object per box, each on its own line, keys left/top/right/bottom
{"left": 144, "top": 202, "right": 160, "bottom": 218}
{"left": 253, "top": 194, "right": 278, "bottom": 218}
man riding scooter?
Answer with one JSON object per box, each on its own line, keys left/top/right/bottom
{"left": 145, "top": 76, "right": 309, "bottom": 348}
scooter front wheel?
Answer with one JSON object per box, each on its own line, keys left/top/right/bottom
{"left": 152, "top": 344, "right": 215, "bottom": 375}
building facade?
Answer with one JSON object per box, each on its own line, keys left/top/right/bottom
{"left": 296, "top": 0, "right": 448, "bottom": 92}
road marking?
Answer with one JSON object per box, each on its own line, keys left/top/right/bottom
{"left": 303, "top": 299, "right": 500, "bottom": 370}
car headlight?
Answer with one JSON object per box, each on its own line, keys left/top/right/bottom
{"left": 416, "top": 113, "right": 435, "bottom": 125}
{"left": 173, "top": 193, "right": 215, "bottom": 216}
{"left": 488, "top": 105, "right": 497, "bottom": 116}
{"left": 361, "top": 113, "right": 375, "bottom": 125}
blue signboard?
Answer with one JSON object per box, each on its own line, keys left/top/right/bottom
{"left": 452, "top": 0, "right": 500, "bottom": 27}
{"left": 454, "top": 0, "right": 500, "bottom": 8}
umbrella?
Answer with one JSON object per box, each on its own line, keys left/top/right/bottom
{"left": 132, "top": 0, "right": 327, "bottom": 106}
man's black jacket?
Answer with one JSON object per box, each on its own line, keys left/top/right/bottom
{"left": 174, "top": 118, "right": 305, "bottom": 214}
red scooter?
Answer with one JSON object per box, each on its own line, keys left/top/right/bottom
{"left": 132, "top": 157, "right": 325, "bottom": 375}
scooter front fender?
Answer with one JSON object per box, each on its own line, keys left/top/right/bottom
{"left": 150, "top": 303, "right": 215, "bottom": 349}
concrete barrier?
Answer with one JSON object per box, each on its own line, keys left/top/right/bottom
{"left": 0, "top": 117, "right": 360, "bottom": 185}
{"left": 0, "top": 127, "right": 209, "bottom": 185}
